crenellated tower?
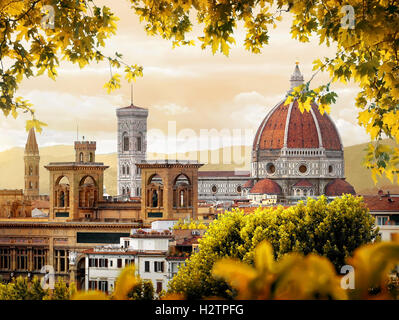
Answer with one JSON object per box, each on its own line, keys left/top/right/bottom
{"left": 75, "top": 139, "right": 96, "bottom": 163}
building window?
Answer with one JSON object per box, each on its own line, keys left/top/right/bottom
{"left": 266, "top": 163, "right": 276, "bottom": 174}
{"left": 299, "top": 164, "right": 307, "bottom": 174}
{"left": 54, "top": 249, "right": 69, "bottom": 273}
{"left": 211, "top": 185, "right": 217, "bottom": 193}
{"left": 89, "top": 152, "right": 93, "bottom": 162}
{"left": 236, "top": 185, "right": 242, "bottom": 193}
{"left": 79, "top": 152, "right": 84, "bottom": 162}
{"left": 123, "top": 135, "right": 129, "bottom": 151}
{"left": 156, "top": 281, "right": 163, "bottom": 294}
{"left": 99, "top": 281, "right": 108, "bottom": 292}
{"left": 124, "top": 240, "right": 129, "bottom": 248}
{"left": 33, "top": 248, "right": 46, "bottom": 271}
{"left": 117, "top": 258, "right": 122, "bottom": 268}
{"left": 377, "top": 216, "right": 389, "bottom": 226}
{"left": 16, "top": 248, "right": 28, "bottom": 271}
{"left": 328, "top": 165, "right": 333, "bottom": 173}
{"left": 0, "top": 248, "right": 11, "bottom": 270}
{"left": 126, "top": 166, "right": 130, "bottom": 175}
{"left": 125, "top": 259, "right": 134, "bottom": 266}
{"left": 137, "top": 137, "right": 142, "bottom": 152}
{"left": 154, "top": 261, "right": 164, "bottom": 273}
{"left": 99, "top": 258, "right": 108, "bottom": 268}
{"left": 122, "top": 166, "right": 126, "bottom": 175}
{"left": 144, "top": 261, "right": 150, "bottom": 272}
{"left": 89, "top": 281, "right": 97, "bottom": 290}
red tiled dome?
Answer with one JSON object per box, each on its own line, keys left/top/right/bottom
{"left": 253, "top": 99, "right": 342, "bottom": 152}
{"left": 243, "top": 180, "right": 254, "bottom": 188}
{"left": 293, "top": 179, "right": 313, "bottom": 187}
{"left": 250, "top": 179, "right": 282, "bottom": 195}
{"left": 325, "top": 179, "right": 356, "bottom": 196}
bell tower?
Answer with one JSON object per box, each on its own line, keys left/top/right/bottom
{"left": 24, "top": 128, "right": 40, "bottom": 199}
{"left": 116, "top": 103, "right": 148, "bottom": 197}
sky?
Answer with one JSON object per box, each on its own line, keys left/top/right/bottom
{"left": 0, "top": 1, "right": 370, "bottom": 155}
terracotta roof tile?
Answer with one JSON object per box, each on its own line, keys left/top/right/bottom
{"left": 249, "top": 179, "right": 282, "bottom": 195}
{"left": 253, "top": 99, "right": 342, "bottom": 152}
{"left": 325, "top": 179, "right": 356, "bottom": 196}
{"left": 293, "top": 179, "right": 314, "bottom": 187}
{"left": 363, "top": 195, "right": 399, "bottom": 212}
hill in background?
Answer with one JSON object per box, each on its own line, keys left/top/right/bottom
{"left": 0, "top": 141, "right": 397, "bottom": 196}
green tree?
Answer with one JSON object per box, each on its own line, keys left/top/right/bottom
{"left": 168, "top": 195, "right": 379, "bottom": 299}
{"left": 127, "top": 279, "right": 154, "bottom": 300}
{"left": 0, "top": 276, "right": 48, "bottom": 300}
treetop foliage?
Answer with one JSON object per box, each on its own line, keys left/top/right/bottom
{"left": 167, "top": 195, "right": 379, "bottom": 299}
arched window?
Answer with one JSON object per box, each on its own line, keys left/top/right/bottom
{"left": 79, "top": 152, "right": 84, "bottom": 162}
{"left": 122, "top": 165, "right": 126, "bottom": 175}
{"left": 89, "top": 152, "right": 93, "bottom": 162}
{"left": 126, "top": 166, "right": 130, "bottom": 175}
{"left": 180, "top": 190, "right": 184, "bottom": 207}
{"left": 123, "top": 134, "right": 129, "bottom": 151}
{"left": 152, "top": 190, "right": 158, "bottom": 207}
{"left": 137, "top": 136, "right": 142, "bottom": 151}
{"left": 126, "top": 187, "right": 130, "bottom": 196}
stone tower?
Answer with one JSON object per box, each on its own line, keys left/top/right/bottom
{"left": 116, "top": 103, "right": 148, "bottom": 197}
{"left": 75, "top": 139, "right": 96, "bottom": 163}
{"left": 24, "top": 128, "right": 40, "bottom": 199}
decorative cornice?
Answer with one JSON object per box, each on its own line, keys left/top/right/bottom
{"left": 0, "top": 221, "right": 142, "bottom": 229}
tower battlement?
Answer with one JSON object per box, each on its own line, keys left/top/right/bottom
{"left": 75, "top": 140, "right": 96, "bottom": 163}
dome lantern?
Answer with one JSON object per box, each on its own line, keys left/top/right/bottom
{"left": 290, "top": 62, "right": 304, "bottom": 90}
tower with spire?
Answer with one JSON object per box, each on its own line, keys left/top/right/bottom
{"left": 289, "top": 61, "right": 304, "bottom": 90}
{"left": 24, "top": 128, "right": 40, "bottom": 199}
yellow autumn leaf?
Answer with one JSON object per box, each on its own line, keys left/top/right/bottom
{"left": 212, "top": 258, "right": 257, "bottom": 298}
{"left": 71, "top": 290, "right": 109, "bottom": 300}
{"left": 112, "top": 265, "right": 139, "bottom": 300}
{"left": 254, "top": 241, "right": 274, "bottom": 274}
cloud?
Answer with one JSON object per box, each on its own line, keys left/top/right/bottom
{"left": 333, "top": 118, "right": 370, "bottom": 147}
{"left": 153, "top": 103, "right": 191, "bottom": 115}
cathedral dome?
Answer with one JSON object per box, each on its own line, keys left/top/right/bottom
{"left": 325, "top": 179, "right": 356, "bottom": 196}
{"left": 250, "top": 179, "right": 282, "bottom": 195}
{"left": 252, "top": 65, "right": 342, "bottom": 152}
